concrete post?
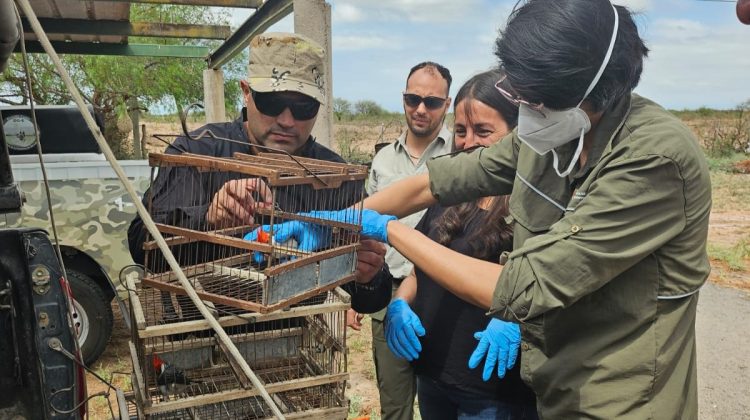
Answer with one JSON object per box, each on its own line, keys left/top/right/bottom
{"left": 127, "top": 96, "right": 143, "bottom": 160}
{"left": 203, "top": 68, "right": 227, "bottom": 123}
{"left": 293, "top": 0, "right": 333, "bottom": 149}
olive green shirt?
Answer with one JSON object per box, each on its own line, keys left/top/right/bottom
{"left": 427, "top": 94, "right": 711, "bottom": 419}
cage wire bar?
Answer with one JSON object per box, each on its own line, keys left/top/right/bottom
{"left": 140, "top": 151, "right": 368, "bottom": 313}
{"left": 13, "top": 1, "right": 288, "bottom": 416}
{"left": 126, "top": 275, "right": 350, "bottom": 418}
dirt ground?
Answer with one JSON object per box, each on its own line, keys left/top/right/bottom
{"left": 83, "top": 119, "right": 750, "bottom": 419}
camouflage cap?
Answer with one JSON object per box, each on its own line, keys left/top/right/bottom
{"left": 247, "top": 32, "right": 326, "bottom": 104}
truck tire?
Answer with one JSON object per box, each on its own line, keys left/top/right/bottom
{"left": 67, "top": 269, "right": 113, "bottom": 366}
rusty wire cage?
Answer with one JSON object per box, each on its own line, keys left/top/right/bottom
{"left": 126, "top": 276, "right": 349, "bottom": 419}
{"left": 140, "top": 151, "right": 368, "bottom": 314}
{"left": 125, "top": 387, "right": 346, "bottom": 420}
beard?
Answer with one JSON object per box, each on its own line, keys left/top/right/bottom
{"left": 406, "top": 113, "right": 443, "bottom": 138}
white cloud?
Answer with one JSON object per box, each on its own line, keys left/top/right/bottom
{"left": 331, "top": 0, "right": 483, "bottom": 23}
{"left": 652, "top": 19, "right": 709, "bottom": 42}
{"left": 638, "top": 23, "right": 749, "bottom": 109}
{"left": 333, "top": 35, "right": 403, "bottom": 51}
{"left": 612, "top": 0, "right": 652, "bottom": 12}
{"left": 477, "top": 3, "right": 515, "bottom": 50}
{"left": 332, "top": 4, "right": 365, "bottom": 23}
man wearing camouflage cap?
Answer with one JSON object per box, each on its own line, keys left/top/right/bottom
{"left": 128, "top": 32, "right": 391, "bottom": 314}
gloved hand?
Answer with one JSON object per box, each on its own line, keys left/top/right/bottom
{"left": 302, "top": 209, "right": 396, "bottom": 243}
{"left": 468, "top": 318, "right": 521, "bottom": 381}
{"left": 384, "top": 298, "right": 425, "bottom": 361}
{"left": 243, "top": 220, "right": 327, "bottom": 263}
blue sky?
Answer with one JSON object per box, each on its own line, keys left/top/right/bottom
{"left": 234, "top": 0, "right": 749, "bottom": 112}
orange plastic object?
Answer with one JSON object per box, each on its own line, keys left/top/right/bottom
{"left": 255, "top": 228, "right": 270, "bottom": 243}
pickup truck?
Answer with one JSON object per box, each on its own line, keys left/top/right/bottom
{"left": 1, "top": 105, "right": 150, "bottom": 365}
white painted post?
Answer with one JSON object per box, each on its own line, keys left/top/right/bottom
{"left": 203, "top": 69, "right": 227, "bottom": 123}
{"left": 293, "top": 0, "right": 333, "bottom": 149}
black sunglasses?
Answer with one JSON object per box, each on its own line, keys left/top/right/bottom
{"left": 251, "top": 90, "right": 320, "bottom": 120}
{"left": 403, "top": 93, "right": 447, "bottom": 110}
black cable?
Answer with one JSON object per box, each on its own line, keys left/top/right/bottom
{"left": 13, "top": 1, "right": 69, "bottom": 287}
{"left": 49, "top": 385, "right": 108, "bottom": 415}
{"left": 47, "top": 339, "right": 122, "bottom": 417}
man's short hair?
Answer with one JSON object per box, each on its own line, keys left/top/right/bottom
{"left": 495, "top": 0, "right": 649, "bottom": 112}
{"left": 247, "top": 32, "right": 327, "bottom": 104}
{"left": 406, "top": 61, "right": 453, "bottom": 95}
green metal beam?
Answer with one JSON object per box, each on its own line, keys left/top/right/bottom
{"left": 208, "top": 0, "right": 292, "bottom": 69}
{"left": 21, "top": 18, "right": 231, "bottom": 40}
{"left": 80, "top": 0, "right": 261, "bottom": 7}
{"left": 15, "top": 41, "right": 209, "bottom": 58}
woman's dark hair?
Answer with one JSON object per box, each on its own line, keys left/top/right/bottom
{"left": 495, "top": 0, "right": 649, "bottom": 112}
{"left": 455, "top": 69, "right": 519, "bottom": 128}
{"left": 432, "top": 69, "right": 516, "bottom": 259}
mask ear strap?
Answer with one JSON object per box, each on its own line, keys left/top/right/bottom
{"left": 551, "top": 127, "right": 586, "bottom": 177}
{"left": 576, "top": 3, "right": 620, "bottom": 108}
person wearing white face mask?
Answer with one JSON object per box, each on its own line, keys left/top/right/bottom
{"left": 257, "top": 0, "right": 711, "bottom": 418}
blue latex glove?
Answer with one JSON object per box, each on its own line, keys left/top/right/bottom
{"left": 302, "top": 209, "right": 396, "bottom": 243}
{"left": 468, "top": 318, "right": 521, "bottom": 381}
{"left": 243, "top": 220, "right": 329, "bottom": 263}
{"left": 384, "top": 298, "right": 425, "bottom": 361}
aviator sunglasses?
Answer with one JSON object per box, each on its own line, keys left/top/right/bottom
{"left": 494, "top": 74, "right": 545, "bottom": 112}
{"left": 402, "top": 93, "right": 447, "bottom": 110}
{"left": 251, "top": 90, "right": 320, "bottom": 120}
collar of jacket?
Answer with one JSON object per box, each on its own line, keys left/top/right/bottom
{"left": 393, "top": 124, "right": 452, "bottom": 154}
{"left": 548, "top": 94, "right": 633, "bottom": 182}
{"left": 508, "top": 94, "right": 633, "bottom": 232}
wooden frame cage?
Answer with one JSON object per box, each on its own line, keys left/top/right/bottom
{"left": 126, "top": 276, "right": 350, "bottom": 419}
{"left": 141, "top": 152, "right": 368, "bottom": 314}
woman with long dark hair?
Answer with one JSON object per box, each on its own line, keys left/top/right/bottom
{"left": 383, "top": 69, "right": 537, "bottom": 419}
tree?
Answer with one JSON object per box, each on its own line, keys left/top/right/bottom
{"left": 354, "top": 99, "right": 387, "bottom": 118}
{"left": 333, "top": 97, "right": 351, "bottom": 121}
{"left": 1, "top": 5, "right": 244, "bottom": 158}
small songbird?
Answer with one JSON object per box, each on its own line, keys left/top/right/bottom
{"left": 151, "top": 353, "right": 200, "bottom": 400}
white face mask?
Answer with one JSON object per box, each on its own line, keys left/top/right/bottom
{"left": 517, "top": 3, "right": 620, "bottom": 177}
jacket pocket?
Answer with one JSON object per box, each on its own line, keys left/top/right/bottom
{"left": 509, "top": 172, "right": 566, "bottom": 234}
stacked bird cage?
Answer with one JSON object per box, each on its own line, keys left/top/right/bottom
{"left": 126, "top": 276, "right": 350, "bottom": 419}
{"left": 126, "top": 151, "right": 367, "bottom": 418}
{"left": 140, "top": 151, "right": 368, "bottom": 313}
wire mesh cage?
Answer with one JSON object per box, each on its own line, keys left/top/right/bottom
{"left": 140, "top": 151, "right": 368, "bottom": 313}
{"left": 125, "top": 387, "right": 348, "bottom": 420}
{"left": 126, "top": 278, "right": 349, "bottom": 418}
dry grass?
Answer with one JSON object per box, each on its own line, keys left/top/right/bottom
{"left": 710, "top": 172, "right": 750, "bottom": 212}
{"left": 85, "top": 301, "right": 132, "bottom": 419}
{"left": 346, "top": 320, "right": 381, "bottom": 419}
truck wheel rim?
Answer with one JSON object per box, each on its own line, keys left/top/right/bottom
{"left": 72, "top": 299, "right": 90, "bottom": 348}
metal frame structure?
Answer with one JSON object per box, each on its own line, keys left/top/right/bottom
{"left": 12, "top": 0, "right": 334, "bottom": 146}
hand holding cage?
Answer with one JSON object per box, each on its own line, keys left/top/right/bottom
{"left": 246, "top": 209, "right": 396, "bottom": 254}
{"left": 301, "top": 209, "right": 396, "bottom": 244}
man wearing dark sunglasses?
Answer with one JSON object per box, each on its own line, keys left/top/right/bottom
{"left": 360, "top": 61, "right": 454, "bottom": 420}
{"left": 128, "top": 32, "right": 391, "bottom": 317}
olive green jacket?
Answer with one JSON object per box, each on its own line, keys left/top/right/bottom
{"left": 427, "top": 94, "right": 711, "bottom": 419}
